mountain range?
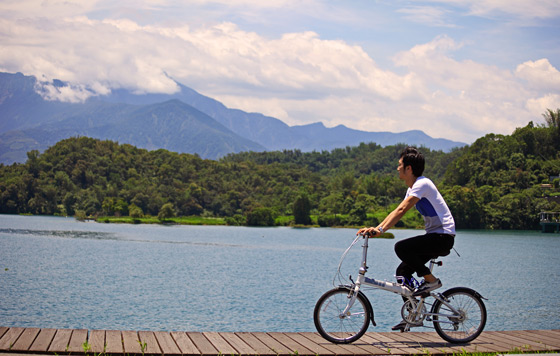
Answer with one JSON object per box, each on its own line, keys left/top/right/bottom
{"left": 0, "top": 72, "right": 466, "bottom": 164}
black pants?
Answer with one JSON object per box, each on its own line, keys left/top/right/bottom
{"left": 395, "top": 233, "right": 455, "bottom": 282}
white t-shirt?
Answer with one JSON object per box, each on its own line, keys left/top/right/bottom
{"left": 406, "top": 176, "right": 456, "bottom": 235}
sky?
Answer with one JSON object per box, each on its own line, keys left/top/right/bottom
{"left": 1, "top": 0, "right": 559, "bottom": 144}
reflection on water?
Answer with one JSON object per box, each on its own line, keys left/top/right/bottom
{"left": 0, "top": 228, "right": 116, "bottom": 240}
{"left": 1, "top": 214, "right": 559, "bottom": 333}
{"left": 0, "top": 228, "right": 243, "bottom": 247}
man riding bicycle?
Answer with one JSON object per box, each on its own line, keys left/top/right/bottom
{"left": 358, "top": 146, "right": 456, "bottom": 331}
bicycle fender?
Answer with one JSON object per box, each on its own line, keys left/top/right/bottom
{"left": 430, "top": 287, "right": 486, "bottom": 314}
{"left": 337, "top": 285, "right": 376, "bottom": 327}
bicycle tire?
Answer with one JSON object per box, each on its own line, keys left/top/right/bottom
{"left": 313, "top": 286, "right": 371, "bottom": 344}
{"left": 431, "top": 287, "right": 487, "bottom": 343}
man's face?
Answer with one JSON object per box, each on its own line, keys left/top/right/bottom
{"left": 397, "top": 158, "right": 406, "bottom": 180}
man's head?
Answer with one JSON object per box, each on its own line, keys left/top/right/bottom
{"left": 399, "top": 147, "right": 425, "bottom": 178}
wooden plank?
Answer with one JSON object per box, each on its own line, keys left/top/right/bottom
{"left": 48, "top": 328, "right": 72, "bottom": 353}
{"left": 510, "top": 330, "right": 560, "bottom": 348}
{"left": 344, "top": 338, "right": 389, "bottom": 356}
{"left": 10, "top": 327, "right": 40, "bottom": 351}
{"left": 532, "top": 329, "right": 560, "bottom": 339}
{"left": 122, "top": 330, "right": 142, "bottom": 354}
{"left": 154, "top": 331, "right": 181, "bottom": 355}
{"left": 467, "top": 332, "right": 517, "bottom": 353}
{"left": 382, "top": 331, "right": 435, "bottom": 354}
{"left": 252, "top": 332, "right": 293, "bottom": 355}
{"left": 360, "top": 332, "right": 411, "bottom": 355}
{"left": 188, "top": 332, "right": 218, "bottom": 355}
{"left": 105, "top": 330, "right": 123, "bottom": 354}
{"left": 392, "top": 331, "right": 447, "bottom": 355}
{"left": 0, "top": 327, "right": 558, "bottom": 356}
{"left": 525, "top": 330, "right": 560, "bottom": 347}
{"left": 359, "top": 332, "right": 412, "bottom": 355}
{"left": 220, "top": 332, "right": 258, "bottom": 355}
{"left": 507, "top": 330, "right": 558, "bottom": 351}
{"left": 171, "top": 331, "right": 200, "bottom": 355}
{"left": 203, "top": 332, "right": 237, "bottom": 355}
{"left": 28, "top": 328, "right": 56, "bottom": 352}
{"left": 0, "top": 327, "right": 8, "bottom": 340}
{"left": 68, "top": 329, "right": 89, "bottom": 353}
{"left": 235, "top": 332, "right": 277, "bottom": 356}
{"left": 477, "top": 332, "right": 532, "bottom": 352}
{"left": 268, "top": 332, "right": 315, "bottom": 355}
{"left": 284, "top": 332, "right": 335, "bottom": 355}
{"left": 410, "top": 331, "right": 483, "bottom": 354}
{"left": 138, "top": 331, "right": 162, "bottom": 355}
{"left": 0, "top": 327, "right": 25, "bottom": 351}
{"left": 89, "top": 330, "right": 106, "bottom": 354}
{"left": 486, "top": 330, "right": 554, "bottom": 352}
{"left": 297, "top": 332, "right": 363, "bottom": 355}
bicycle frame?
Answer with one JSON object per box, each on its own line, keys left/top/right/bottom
{"left": 343, "top": 234, "right": 462, "bottom": 328}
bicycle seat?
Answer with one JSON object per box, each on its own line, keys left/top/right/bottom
{"left": 430, "top": 258, "right": 443, "bottom": 266}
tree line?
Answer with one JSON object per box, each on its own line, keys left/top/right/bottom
{"left": 1, "top": 112, "right": 559, "bottom": 230}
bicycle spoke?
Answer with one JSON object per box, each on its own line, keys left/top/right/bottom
{"left": 433, "top": 289, "right": 486, "bottom": 343}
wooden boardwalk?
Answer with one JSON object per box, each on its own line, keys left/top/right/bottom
{"left": 1, "top": 327, "right": 559, "bottom": 355}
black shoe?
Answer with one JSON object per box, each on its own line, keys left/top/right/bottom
{"left": 412, "top": 278, "right": 442, "bottom": 296}
{"left": 392, "top": 320, "right": 407, "bottom": 332}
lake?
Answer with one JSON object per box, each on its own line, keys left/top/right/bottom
{"left": 1, "top": 214, "right": 559, "bottom": 332}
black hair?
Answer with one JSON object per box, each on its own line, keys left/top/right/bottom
{"left": 400, "top": 147, "right": 425, "bottom": 177}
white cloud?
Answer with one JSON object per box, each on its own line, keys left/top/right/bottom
{"left": 417, "top": 0, "right": 560, "bottom": 20}
{"left": 0, "top": 0, "right": 98, "bottom": 18}
{"left": 35, "top": 81, "right": 97, "bottom": 103}
{"left": 526, "top": 94, "right": 560, "bottom": 118}
{"left": 183, "top": 0, "right": 316, "bottom": 8}
{"left": 0, "top": 15, "right": 414, "bottom": 101}
{"left": 0, "top": 1, "right": 558, "bottom": 143}
{"left": 516, "top": 59, "right": 560, "bottom": 91}
{"left": 387, "top": 35, "right": 558, "bottom": 139}
{"left": 397, "top": 6, "right": 457, "bottom": 27}
{"left": 466, "top": 0, "right": 560, "bottom": 19}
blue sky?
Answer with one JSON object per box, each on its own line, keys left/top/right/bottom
{"left": 1, "top": 0, "right": 559, "bottom": 143}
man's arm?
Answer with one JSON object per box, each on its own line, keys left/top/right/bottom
{"left": 358, "top": 195, "right": 419, "bottom": 237}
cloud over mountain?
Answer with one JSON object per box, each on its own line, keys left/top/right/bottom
{"left": 0, "top": 1, "right": 558, "bottom": 144}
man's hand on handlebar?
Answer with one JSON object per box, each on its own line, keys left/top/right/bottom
{"left": 357, "top": 226, "right": 382, "bottom": 238}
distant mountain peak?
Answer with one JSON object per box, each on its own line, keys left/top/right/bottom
{"left": 0, "top": 71, "right": 466, "bottom": 164}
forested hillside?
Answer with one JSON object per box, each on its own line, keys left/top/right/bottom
{"left": 1, "top": 119, "right": 559, "bottom": 230}
{"left": 441, "top": 120, "right": 560, "bottom": 230}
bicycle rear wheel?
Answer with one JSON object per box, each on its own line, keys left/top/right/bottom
{"left": 431, "top": 287, "right": 487, "bottom": 343}
{"left": 313, "top": 286, "right": 371, "bottom": 344}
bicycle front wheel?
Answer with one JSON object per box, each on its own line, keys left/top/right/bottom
{"left": 432, "top": 287, "right": 487, "bottom": 343}
{"left": 313, "top": 286, "right": 371, "bottom": 344}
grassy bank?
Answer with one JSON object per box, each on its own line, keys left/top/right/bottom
{"left": 96, "top": 216, "right": 227, "bottom": 225}
{"left": 93, "top": 214, "right": 396, "bottom": 238}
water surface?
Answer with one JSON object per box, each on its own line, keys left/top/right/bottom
{"left": 1, "top": 215, "right": 558, "bottom": 332}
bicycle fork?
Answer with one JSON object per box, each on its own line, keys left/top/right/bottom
{"left": 341, "top": 274, "right": 364, "bottom": 317}
{"left": 341, "top": 238, "right": 370, "bottom": 318}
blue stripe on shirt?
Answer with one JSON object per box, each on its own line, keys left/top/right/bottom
{"left": 415, "top": 197, "right": 438, "bottom": 217}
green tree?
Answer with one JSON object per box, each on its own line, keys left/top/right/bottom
{"left": 347, "top": 201, "right": 367, "bottom": 226}
{"left": 293, "top": 193, "right": 312, "bottom": 225}
{"left": 158, "top": 203, "right": 176, "bottom": 221}
{"left": 129, "top": 203, "right": 144, "bottom": 219}
{"left": 542, "top": 108, "right": 560, "bottom": 128}
{"left": 246, "top": 207, "right": 276, "bottom": 226}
